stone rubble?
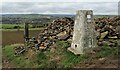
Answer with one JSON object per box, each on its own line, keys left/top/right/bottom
{"left": 37, "top": 17, "right": 74, "bottom": 49}
{"left": 14, "top": 46, "right": 26, "bottom": 55}
{"left": 20, "top": 16, "right": 120, "bottom": 51}
{"left": 95, "top": 16, "right": 120, "bottom": 47}
{"left": 37, "top": 16, "right": 119, "bottom": 49}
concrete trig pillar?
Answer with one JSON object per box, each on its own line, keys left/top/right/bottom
{"left": 68, "top": 10, "right": 97, "bottom": 55}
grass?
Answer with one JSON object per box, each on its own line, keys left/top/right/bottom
{"left": 3, "top": 41, "right": 119, "bottom": 68}
{"left": 0, "top": 24, "right": 24, "bottom": 29}
{"left": 12, "top": 56, "right": 26, "bottom": 67}
{"left": 3, "top": 45, "right": 15, "bottom": 61}
{"left": 1, "top": 28, "right": 45, "bottom": 31}
{"left": 96, "top": 46, "right": 118, "bottom": 58}
{"left": 3, "top": 44, "right": 26, "bottom": 67}
{"left": 56, "top": 41, "right": 89, "bottom": 68}
{"left": 36, "top": 52, "right": 49, "bottom": 68}
{"left": 0, "top": 24, "right": 46, "bottom": 31}
{"left": 0, "top": 23, "right": 45, "bottom": 31}
{"left": 3, "top": 44, "right": 33, "bottom": 68}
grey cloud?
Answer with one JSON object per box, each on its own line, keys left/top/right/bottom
{"left": 1, "top": 2, "right": 118, "bottom": 15}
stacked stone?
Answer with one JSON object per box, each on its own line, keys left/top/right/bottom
{"left": 36, "top": 16, "right": 119, "bottom": 49}
{"left": 95, "top": 16, "right": 120, "bottom": 47}
{"left": 37, "top": 17, "right": 74, "bottom": 49}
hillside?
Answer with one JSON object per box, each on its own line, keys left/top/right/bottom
{"left": 2, "top": 15, "right": 119, "bottom": 68}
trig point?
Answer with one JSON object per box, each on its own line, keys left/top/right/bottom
{"left": 68, "top": 10, "right": 97, "bottom": 55}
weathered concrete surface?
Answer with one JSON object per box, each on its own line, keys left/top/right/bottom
{"left": 68, "top": 10, "right": 97, "bottom": 55}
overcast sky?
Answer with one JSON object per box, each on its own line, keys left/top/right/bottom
{"left": 1, "top": 0, "right": 119, "bottom": 2}
{"left": 1, "top": 2, "right": 118, "bottom": 15}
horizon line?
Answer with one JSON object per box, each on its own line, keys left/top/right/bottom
{"left": 0, "top": 13, "right": 118, "bottom": 15}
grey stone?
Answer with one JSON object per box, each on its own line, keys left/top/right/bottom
{"left": 108, "top": 36, "right": 118, "bottom": 39}
{"left": 57, "top": 31, "right": 70, "bottom": 40}
{"left": 100, "top": 31, "right": 108, "bottom": 39}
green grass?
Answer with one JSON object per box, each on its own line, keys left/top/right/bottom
{"left": 55, "top": 41, "right": 89, "bottom": 68}
{"left": 36, "top": 52, "right": 49, "bottom": 68}
{"left": 12, "top": 56, "right": 26, "bottom": 67}
{"left": 3, "top": 41, "right": 119, "bottom": 68}
{"left": 96, "top": 46, "right": 118, "bottom": 58}
{"left": 1, "top": 28, "right": 44, "bottom": 31}
{"left": 0, "top": 24, "right": 46, "bottom": 31}
{"left": 3, "top": 44, "right": 32, "bottom": 68}
{"left": 1, "top": 24, "right": 24, "bottom": 29}
{"left": 3, "top": 45, "right": 15, "bottom": 61}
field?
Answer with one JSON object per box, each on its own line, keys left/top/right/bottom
{"left": 2, "top": 30, "right": 43, "bottom": 46}
{"left": 1, "top": 23, "right": 45, "bottom": 46}
{"left": 1, "top": 24, "right": 24, "bottom": 29}
{"left": 0, "top": 24, "right": 46, "bottom": 31}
